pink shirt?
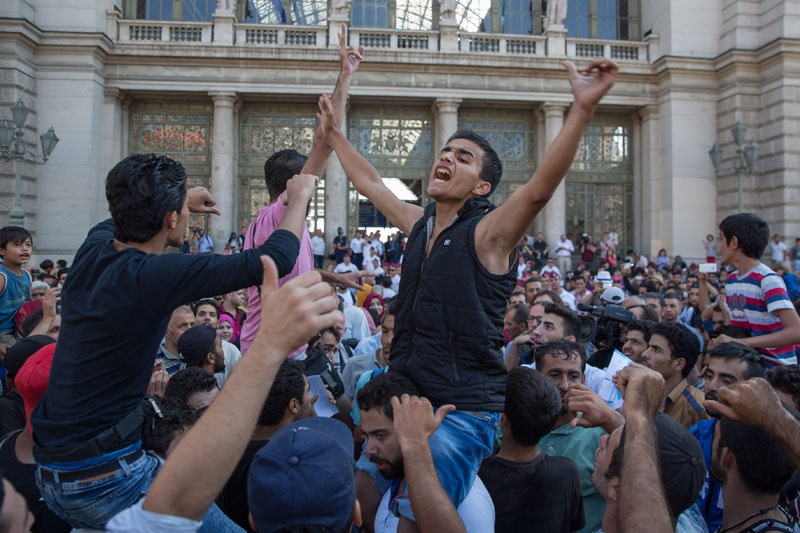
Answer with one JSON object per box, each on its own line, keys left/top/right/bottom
{"left": 239, "top": 201, "right": 314, "bottom": 355}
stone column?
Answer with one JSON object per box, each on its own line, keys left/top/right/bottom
{"left": 541, "top": 103, "right": 567, "bottom": 248}
{"left": 208, "top": 91, "right": 237, "bottom": 252}
{"left": 325, "top": 102, "right": 349, "bottom": 250}
{"left": 434, "top": 98, "right": 461, "bottom": 150}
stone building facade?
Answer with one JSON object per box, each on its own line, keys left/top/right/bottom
{"left": 1, "top": 0, "right": 798, "bottom": 262}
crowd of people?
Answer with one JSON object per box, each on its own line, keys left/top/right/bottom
{"left": 0, "top": 26, "right": 799, "bottom": 533}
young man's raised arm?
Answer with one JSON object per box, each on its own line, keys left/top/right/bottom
{"left": 301, "top": 24, "right": 363, "bottom": 178}
{"left": 475, "top": 59, "right": 618, "bottom": 272}
{"left": 318, "top": 94, "right": 424, "bottom": 235}
{"left": 140, "top": 258, "right": 342, "bottom": 521}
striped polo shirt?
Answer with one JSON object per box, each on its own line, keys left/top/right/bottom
{"left": 726, "top": 262, "right": 797, "bottom": 365}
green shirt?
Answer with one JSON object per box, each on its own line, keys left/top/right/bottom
{"left": 540, "top": 422, "right": 607, "bottom": 533}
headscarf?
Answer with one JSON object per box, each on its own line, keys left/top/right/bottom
{"left": 218, "top": 313, "right": 240, "bottom": 344}
{"left": 363, "top": 293, "right": 385, "bottom": 323}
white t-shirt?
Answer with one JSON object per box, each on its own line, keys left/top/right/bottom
{"left": 107, "top": 499, "right": 202, "bottom": 532}
{"left": 374, "top": 476, "right": 495, "bottom": 533}
{"left": 771, "top": 241, "right": 788, "bottom": 262}
{"left": 310, "top": 235, "right": 326, "bottom": 256}
{"left": 334, "top": 262, "right": 359, "bottom": 274}
{"left": 350, "top": 237, "right": 366, "bottom": 254}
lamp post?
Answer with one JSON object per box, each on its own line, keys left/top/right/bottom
{"left": 0, "top": 100, "right": 59, "bottom": 226}
{"left": 708, "top": 121, "right": 759, "bottom": 213}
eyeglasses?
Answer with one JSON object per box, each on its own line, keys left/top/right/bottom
{"left": 527, "top": 316, "right": 543, "bottom": 325}
{"left": 31, "top": 292, "right": 46, "bottom": 298}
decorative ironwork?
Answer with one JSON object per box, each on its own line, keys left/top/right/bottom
{"left": 131, "top": 102, "right": 212, "bottom": 231}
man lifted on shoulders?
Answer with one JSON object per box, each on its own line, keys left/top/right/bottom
{"left": 318, "top": 58, "right": 619, "bottom": 527}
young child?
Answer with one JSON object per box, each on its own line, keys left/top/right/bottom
{"left": 0, "top": 226, "right": 33, "bottom": 347}
{"left": 703, "top": 234, "right": 717, "bottom": 264}
{"left": 709, "top": 213, "right": 800, "bottom": 365}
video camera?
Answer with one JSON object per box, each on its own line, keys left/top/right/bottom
{"left": 578, "top": 302, "right": 635, "bottom": 354}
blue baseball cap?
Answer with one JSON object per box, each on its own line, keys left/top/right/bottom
{"left": 248, "top": 417, "right": 355, "bottom": 532}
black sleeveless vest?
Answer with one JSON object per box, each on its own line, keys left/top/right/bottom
{"left": 389, "top": 198, "right": 516, "bottom": 412}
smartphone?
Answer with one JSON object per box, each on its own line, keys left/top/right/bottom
{"left": 699, "top": 263, "right": 717, "bottom": 274}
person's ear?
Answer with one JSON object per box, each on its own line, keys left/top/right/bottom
{"left": 674, "top": 357, "right": 686, "bottom": 375}
{"left": 164, "top": 211, "right": 178, "bottom": 230}
{"left": 472, "top": 180, "right": 491, "bottom": 197}
{"left": 288, "top": 397, "right": 299, "bottom": 415}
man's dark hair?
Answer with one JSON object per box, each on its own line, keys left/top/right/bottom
{"left": 507, "top": 302, "right": 529, "bottom": 326}
{"left": 626, "top": 320, "right": 654, "bottom": 342}
{"left": 39, "top": 259, "right": 53, "bottom": 271}
{"left": 532, "top": 289, "right": 564, "bottom": 306}
{"left": 651, "top": 322, "right": 700, "bottom": 378}
{"left": 165, "top": 367, "right": 218, "bottom": 405}
{"left": 356, "top": 372, "right": 418, "bottom": 421}
{"left": 56, "top": 267, "right": 69, "bottom": 279}
{"left": 0, "top": 226, "right": 32, "bottom": 249}
{"left": 719, "top": 213, "right": 770, "bottom": 259}
{"left": 644, "top": 292, "right": 664, "bottom": 307}
{"left": 542, "top": 302, "right": 580, "bottom": 340}
{"left": 382, "top": 300, "right": 397, "bottom": 323}
{"left": 193, "top": 299, "right": 218, "bottom": 316}
{"left": 637, "top": 304, "right": 661, "bottom": 323}
{"left": 524, "top": 276, "right": 542, "bottom": 287}
{"left": 767, "top": 364, "right": 800, "bottom": 411}
{"left": 257, "top": 359, "right": 307, "bottom": 427}
{"left": 105, "top": 154, "right": 187, "bottom": 243}
{"left": 504, "top": 367, "right": 561, "bottom": 446}
{"left": 534, "top": 339, "right": 587, "bottom": 374}
{"left": 707, "top": 342, "right": 766, "bottom": 380}
{"left": 143, "top": 396, "right": 199, "bottom": 458}
{"left": 19, "top": 310, "right": 45, "bottom": 338}
{"left": 719, "top": 409, "right": 800, "bottom": 494}
{"left": 663, "top": 291, "right": 681, "bottom": 304}
{"left": 265, "top": 149, "right": 307, "bottom": 202}
{"left": 446, "top": 130, "right": 503, "bottom": 197}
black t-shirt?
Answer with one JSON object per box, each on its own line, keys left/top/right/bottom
{"left": 0, "top": 431, "right": 71, "bottom": 532}
{"left": 32, "top": 219, "right": 299, "bottom": 450}
{"left": 217, "top": 438, "right": 270, "bottom": 532}
{"left": 479, "top": 453, "right": 585, "bottom": 533}
{"left": 0, "top": 391, "right": 25, "bottom": 437}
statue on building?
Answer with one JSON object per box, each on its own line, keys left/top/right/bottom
{"left": 545, "top": 0, "right": 567, "bottom": 29}
{"left": 440, "top": 0, "right": 456, "bottom": 21}
{"left": 331, "top": 0, "right": 351, "bottom": 18}
{"left": 216, "top": 0, "right": 234, "bottom": 12}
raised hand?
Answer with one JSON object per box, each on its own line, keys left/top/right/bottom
{"left": 338, "top": 24, "right": 364, "bottom": 76}
{"left": 187, "top": 186, "right": 221, "bottom": 216}
{"left": 563, "top": 58, "right": 619, "bottom": 114}
{"left": 615, "top": 363, "right": 664, "bottom": 419}
{"left": 256, "top": 256, "right": 342, "bottom": 357}
{"left": 283, "top": 173, "right": 319, "bottom": 206}
{"left": 392, "top": 394, "right": 455, "bottom": 448}
{"left": 317, "top": 94, "right": 337, "bottom": 137}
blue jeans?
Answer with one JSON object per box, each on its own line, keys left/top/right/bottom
{"left": 37, "top": 450, "right": 243, "bottom": 532}
{"left": 393, "top": 410, "right": 499, "bottom": 521}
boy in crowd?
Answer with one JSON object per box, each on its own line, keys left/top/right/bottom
{"left": 709, "top": 213, "right": 800, "bottom": 365}
{"left": 0, "top": 226, "right": 33, "bottom": 348}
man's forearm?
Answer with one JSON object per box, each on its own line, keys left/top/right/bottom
{"left": 618, "top": 414, "right": 674, "bottom": 533}
{"left": 302, "top": 69, "right": 354, "bottom": 177}
{"left": 400, "top": 439, "right": 466, "bottom": 533}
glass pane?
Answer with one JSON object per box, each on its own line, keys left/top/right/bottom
{"left": 144, "top": 0, "right": 173, "bottom": 20}
{"left": 352, "top": 0, "right": 389, "bottom": 28}
{"left": 564, "top": 0, "right": 589, "bottom": 38}
{"left": 182, "top": 0, "right": 216, "bottom": 21}
{"left": 246, "top": 0, "right": 288, "bottom": 23}
{"left": 396, "top": 0, "right": 433, "bottom": 30}
{"left": 503, "top": 0, "right": 532, "bottom": 34}
{"left": 456, "top": 0, "right": 492, "bottom": 32}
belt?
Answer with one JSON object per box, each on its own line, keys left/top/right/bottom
{"left": 38, "top": 449, "right": 144, "bottom": 483}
